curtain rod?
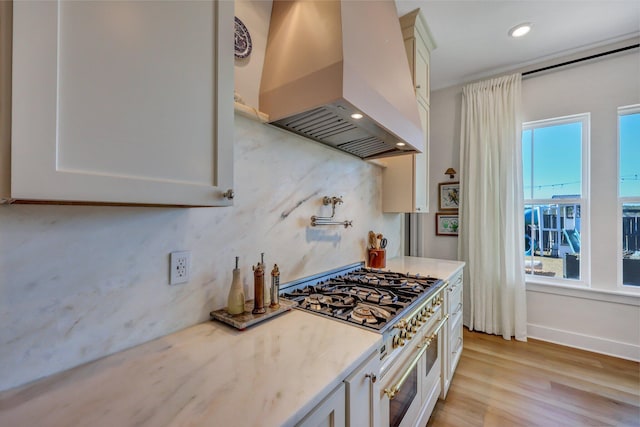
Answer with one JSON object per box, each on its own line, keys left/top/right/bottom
{"left": 522, "top": 44, "right": 640, "bottom": 77}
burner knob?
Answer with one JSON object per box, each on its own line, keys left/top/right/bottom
{"left": 393, "top": 320, "right": 407, "bottom": 330}
{"left": 409, "top": 325, "right": 418, "bottom": 333}
{"left": 392, "top": 335, "right": 406, "bottom": 348}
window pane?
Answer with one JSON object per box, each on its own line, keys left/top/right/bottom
{"left": 523, "top": 129, "right": 532, "bottom": 199}
{"left": 531, "top": 123, "right": 582, "bottom": 199}
{"left": 620, "top": 113, "right": 640, "bottom": 197}
{"left": 622, "top": 203, "right": 640, "bottom": 286}
{"left": 524, "top": 203, "right": 581, "bottom": 280}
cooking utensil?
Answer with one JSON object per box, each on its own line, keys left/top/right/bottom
{"left": 368, "top": 231, "right": 377, "bottom": 249}
{"left": 376, "top": 233, "right": 383, "bottom": 250}
{"left": 380, "top": 238, "right": 388, "bottom": 249}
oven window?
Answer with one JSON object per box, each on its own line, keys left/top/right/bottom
{"left": 389, "top": 364, "right": 417, "bottom": 427}
{"left": 425, "top": 334, "right": 438, "bottom": 376}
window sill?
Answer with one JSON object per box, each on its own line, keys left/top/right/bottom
{"left": 525, "top": 280, "right": 640, "bottom": 306}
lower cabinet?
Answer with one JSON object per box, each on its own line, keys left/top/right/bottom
{"left": 296, "top": 383, "right": 346, "bottom": 427}
{"left": 297, "top": 350, "right": 380, "bottom": 427}
{"left": 345, "top": 350, "right": 380, "bottom": 427}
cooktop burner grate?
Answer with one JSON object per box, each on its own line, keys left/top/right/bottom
{"left": 281, "top": 267, "right": 441, "bottom": 332}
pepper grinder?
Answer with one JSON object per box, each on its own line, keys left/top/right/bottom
{"left": 270, "top": 264, "right": 280, "bottom": 309}
{"left": 226, "top": 256, "right": 245, "bottom": 315}
{"left": 252, "top": 261, "right": 266, "bottom": 315}
{"left": 261, "top": 253, "right": 271, "bottom": 307}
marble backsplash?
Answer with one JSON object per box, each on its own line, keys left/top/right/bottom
{"left": 0, "top": 114, "right": 401, "bottom": 391}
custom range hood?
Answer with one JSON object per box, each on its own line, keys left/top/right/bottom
{"left": 259, "top": 0, "right": 424, "bottom": 160}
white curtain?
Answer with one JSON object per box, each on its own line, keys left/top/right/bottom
{"left": 458, "top": 73, "right": 527, "bottom": 341}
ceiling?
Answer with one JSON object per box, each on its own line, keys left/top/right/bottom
{"left": 395, "top": 1, "right": 640, "bottom": 90}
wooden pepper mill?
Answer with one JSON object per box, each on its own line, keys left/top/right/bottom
{"left": 252, "top": 262, "right": 266, "bottom": 315}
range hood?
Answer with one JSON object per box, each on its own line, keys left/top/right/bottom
{"left": 259, "top": 0, "right": 424, "bottom": 160}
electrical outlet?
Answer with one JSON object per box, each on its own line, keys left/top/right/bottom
{"left": 170, "top": 251, "right": 191, "bottom": 285}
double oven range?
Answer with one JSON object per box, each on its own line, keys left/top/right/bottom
{"left": 281, "top": 262, "right": 449, "bottom": 427}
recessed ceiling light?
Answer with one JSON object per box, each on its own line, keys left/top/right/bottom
{"left": 351, "top": 113, "right": 363, "bottom": 119}
{"left": 396, "top": 142, "right": 406, "bottom": 147}
{"left": 508, "top": 23, "right": 532, "bottom": 38}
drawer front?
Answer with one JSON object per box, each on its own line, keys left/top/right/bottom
{"left": 448, "top": 272, "right": 463, "bottom": 316}
{"left": 450, "top": 317, "right": 463, "bottom": 356}
{"left": 449, "top": 316, "right": 463, "bottom": 376}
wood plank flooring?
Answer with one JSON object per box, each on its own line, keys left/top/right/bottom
{"left": 427, "top": 328, "right": 640, "bottom": 427}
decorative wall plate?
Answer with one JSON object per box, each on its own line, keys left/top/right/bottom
{"left": 234, "top": 17, "right": 252, "bottom": 59}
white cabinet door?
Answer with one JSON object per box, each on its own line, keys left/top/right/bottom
{"left": 413, "top": 100, "right": 429, "bottom": 212}
{"left": 0, "top": 1, "right": 10, "bottom": 200}
{"left": 297, "top": 383, "right": 346, "bottom": 427}
{"left": 414, "top": 39, "right": 429, "bottom": 106}
{"left": 381, "top": 10, "right": 432, "bottom": 214}
{"left": 345, "top": 351, "right": 380, "bottom": 427}
{"left": 10, "top": 0, "right": 233, "bottom": 206}
{"left": 381, "top": 97, "right": 429, "bottom": 213}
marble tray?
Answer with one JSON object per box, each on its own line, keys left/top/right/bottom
{"left": 210, "top": 298, "right": 297, "bottom": 330}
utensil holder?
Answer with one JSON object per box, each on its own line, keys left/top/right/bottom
{"left": 368, "top": 249, "right": 386, "bottom": 268}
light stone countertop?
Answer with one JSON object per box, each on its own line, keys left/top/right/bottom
{"left": 0, "top": 257, "right": 463, "bottom": 427}
{"left": 386, "top": 256, "right": 465, "bottom": 280}
{"left": 0, "top": 310, "right": 380, "bottom": 427}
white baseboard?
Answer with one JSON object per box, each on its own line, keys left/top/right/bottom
{"left": 527, "top": 323, "right": 640, "bottom": 362}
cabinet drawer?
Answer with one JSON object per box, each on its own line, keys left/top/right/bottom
{"left": 448, "top": 275, "right": 463, "bottom": 315}
{"left": 449, "top": 315, "right": 463, "bottom": 376}
{"left": 450, "top": 318, "right": 463, "bottom": 360}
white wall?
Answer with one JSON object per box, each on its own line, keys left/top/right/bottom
{"left": 0, "top": 0, "right": 402, "bottom": 392}
{"left": 423, "top": 51, "right": 640, "bottom": 360}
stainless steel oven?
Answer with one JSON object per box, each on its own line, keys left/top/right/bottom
{"left": 379, "top": 295, "right": 448, "bottom": 427}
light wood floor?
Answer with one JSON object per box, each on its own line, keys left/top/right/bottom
{"left": 427, "top": 328, "right": 640, "bottom": 427}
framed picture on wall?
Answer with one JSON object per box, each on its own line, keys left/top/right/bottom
{"left": 438, "top": 182, "right": 460, "bottom": 210}
{"left": 436, "top": 213, "right": 459, "bottom": 236}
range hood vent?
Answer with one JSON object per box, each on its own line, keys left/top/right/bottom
{"left": 260, "top": 0, "right": 424, "bottom": 160}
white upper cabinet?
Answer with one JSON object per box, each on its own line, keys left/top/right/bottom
{"left": 382, "top": 9, "right": 434, "bottom": 213}
{"left": 3, "top": 0, "right": 233, "bottom": 206}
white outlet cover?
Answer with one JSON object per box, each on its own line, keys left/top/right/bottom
{"left": 170, "top": 251, "right": 191, "bottom": 285}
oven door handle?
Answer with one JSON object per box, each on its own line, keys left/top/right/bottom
{"left": 383, "top": 314, "right": 449, "bottom": 400}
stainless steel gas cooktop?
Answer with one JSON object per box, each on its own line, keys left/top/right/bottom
{"left": 280, "top": 263, "right": 442, "bottom": 333}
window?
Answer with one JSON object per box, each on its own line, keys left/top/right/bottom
{"left": 619, "top": 105, "right": 640, "bottom": 287}
{"left": 522, "top": 114, "right": 589, "bottom": 284}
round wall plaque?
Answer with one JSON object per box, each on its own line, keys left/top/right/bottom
{"left": 234, "top": 17, "right": 252, "bottom": 59}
